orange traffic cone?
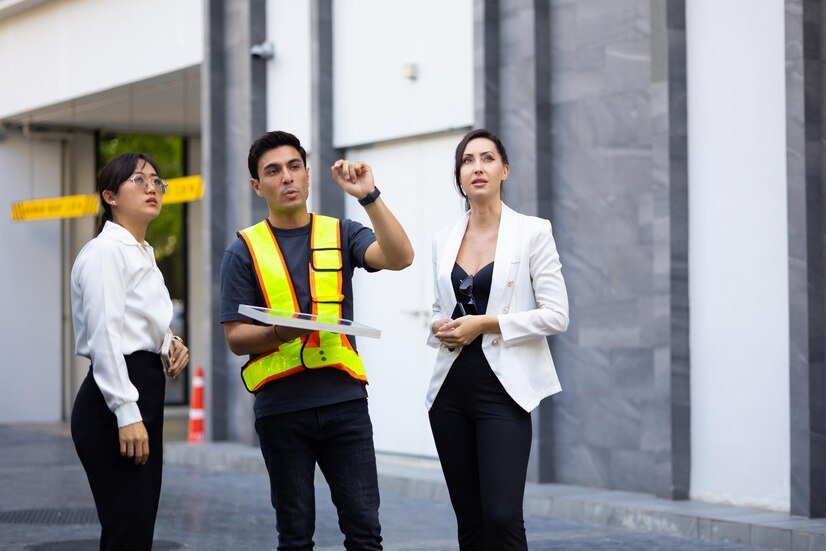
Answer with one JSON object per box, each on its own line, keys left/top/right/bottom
{"left": 188, "top": 366, "right": 205, "bottom": 443}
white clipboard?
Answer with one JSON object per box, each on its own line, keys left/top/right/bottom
{"left": 238, "top": 305, "right": 382, "bottom": 339}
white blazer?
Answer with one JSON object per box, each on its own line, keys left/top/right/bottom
{"left": 426, "top": 202, "right": 569, "bottom": 412}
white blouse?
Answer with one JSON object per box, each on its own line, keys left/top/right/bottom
{"left": 71, "top": 221, "right": 173, "bottom": 428}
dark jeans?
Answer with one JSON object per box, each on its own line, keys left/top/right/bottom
{"left": 71, "top": 351, "right": 165, "bottom": 551}
{"left": 255, "top": 397, "right": 382, "bottom": 551}
{"left": 429, "top": 343, "right": 532, "bottom": 551}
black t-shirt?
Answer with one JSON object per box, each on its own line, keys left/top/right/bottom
{"left": 220, "top": 216, "right": 378, "bottom": 419}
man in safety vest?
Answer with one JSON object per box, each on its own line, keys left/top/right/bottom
{"left": 220, "top": 130, "right": 413, "bottom": 550}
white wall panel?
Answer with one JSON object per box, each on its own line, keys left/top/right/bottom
{"left": 333, "top": 0, "right": 473, "bottom": 147}
{"left": 0, "top": 0, "right": 203, "bottom": 119}
{"left": 346, "top": 132, "right": 466, "bottom": 457}
{"left": 687, "top": 0, "right": 789, "bottom": 511}
{"left": 0, "top": 132, "right": 62, "bottom": 422}
{"left": 266, "top": 0, "right": 312, "bottom": 149}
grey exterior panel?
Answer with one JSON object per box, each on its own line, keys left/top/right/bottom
{"left": 786, "top": 0, "right": 826, "bottom": 518}
{"left": 473, "top": 0, "right": 689, "bottom": 498}
{"left": 203, "top": 0, "right": 268, "bottom": 444}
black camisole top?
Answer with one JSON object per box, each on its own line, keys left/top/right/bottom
{"left": 451, "top": 261, "right": 494, "bottom": 351}
{"left": 451, "top": 261, "right": 494, "bottom": 316}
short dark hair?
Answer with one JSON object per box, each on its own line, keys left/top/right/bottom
{"left": 248, "top": 130, "right": 307, "bottom": 179}
{"left": 453, "top": 128, "right": 509, "bottom": 202}
{"left": 96, "top": 153, "right": 161, "bottom": 235}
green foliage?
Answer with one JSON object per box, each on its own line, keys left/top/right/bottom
{"left": 98, "top": 134, "right": 184, "bottom": 179}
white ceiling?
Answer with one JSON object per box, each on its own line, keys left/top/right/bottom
{"left": 4, "top": 65, "right": 201, "bottom": 136}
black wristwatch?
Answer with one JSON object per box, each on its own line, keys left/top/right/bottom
{"left": 358, "top": 186, "right": 381, "bottom": 206}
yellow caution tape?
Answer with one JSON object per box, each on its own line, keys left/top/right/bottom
{"left": 10, "top": 176, "right": 204, "bottom": 221}
{"left": 164, "top": 175, "right": 204, "bottom": 204}
{"left": 10, "top": 193, "right": 99, "bottom": 221}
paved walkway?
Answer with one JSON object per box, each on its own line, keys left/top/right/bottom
{"left": 1, "top": 424, "right": 824, "bottom": 550}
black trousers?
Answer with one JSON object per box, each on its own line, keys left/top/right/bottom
{"left": 429, "top": 342, "right": 532, "bottom": 551}
{"left": 71, "top": 351, "right": 165, "bottom": 551}
{"left": 256, "top": 398, "right": 382, "bottom": 551}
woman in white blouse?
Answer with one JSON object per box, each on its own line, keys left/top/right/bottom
{"left": 427, "top": 129, "right": 569, "bottom": 550}
{"left": 70, "top": 153, "right": 189, "bottom": 551}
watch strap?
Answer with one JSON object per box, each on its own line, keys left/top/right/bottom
{"left": 358, "top": 186, "right": 381, "bottom": 206}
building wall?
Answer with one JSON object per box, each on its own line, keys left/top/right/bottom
{"left": 0, "top": 0, "right": 203, "bottom": 119}
{"left": 1, "top": 0, "right": 818, "bottom": 515}
{"left": 687, "top": 0, "right": 790, "bottom": 511}
{"left": 329, "top": 0, "right": 474, "bottom": 456}
{"left": 345, "top": 133, "right": 466, "bottom": 457}
{"left": 0, "top": 130, "right": 63, "bottom": 422}
{"left": 230, "top": 0, "right": 803, "bottom": 512}
{"left": 332, "top": 0, "right": 473, "bottom": 148}
{"left": 242, "top": 0, "right": 472, "bottom": 454}
{"left": 263, "top": 0, "right": 473, "bottom": 454}
{"left": 543, "top": 0, "right": 677, "bottom": 496}
{"left": 62, "top": 132, "right": 97, "bottom": 419}
{"left": 266, "top": 0, "right": 312, "bottom": 150}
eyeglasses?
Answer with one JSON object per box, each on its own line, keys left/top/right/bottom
{"left": 127, "top": 174, "right": 168, "bottom": 195}
{"left": 458, "top": 274, "right": 477, "bottom": 314}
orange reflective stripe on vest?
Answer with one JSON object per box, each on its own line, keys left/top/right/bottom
{"left": 238, "top": 214, "right": 367, "bottom": 392}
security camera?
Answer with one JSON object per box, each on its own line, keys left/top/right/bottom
{"left": 250, "top": 42, "right": 275, "bottom": 60}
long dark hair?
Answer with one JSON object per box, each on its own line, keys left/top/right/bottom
{"left": 96, "top": 153, "right": 161, "bottom": 235}
{"left": 453, "top": 128, "right": 509, "bottom": 210}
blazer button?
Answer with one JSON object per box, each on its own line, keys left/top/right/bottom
{"left": 507, "top": 281, "right": 513, "bottom": 287}
{"left": 502, "top": 307, "right": 509, "bottom": 314}
{"left": 492, "top": 339, "right": 499, "bottom": 346}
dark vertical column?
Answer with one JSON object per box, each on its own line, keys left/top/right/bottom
{"left": 534, "top": 0, "right": 555, "bottom": 483}
{"left": 474, "top": 0, "right": 500, "bottom": 132}
{"left": 204, "top": 0, "right": 229, "bottom": 442}
{"left": 497, "top": 0, "right": 539, "bottom": 216}
{"left": 654, "top": 0, "right": 690, "bottom": 500}
{"left": 249, "top": 0, "right": 268, "bottom": 139}
{"left": 203, "top": 0, "right": 265, "bottom": 444}
{"left": 311, "top": 0, "right": 343, "bottom": 218}
{"left": 249, "top": 0, "right": 267, "bottom": 140}
{"left": 249, "top": 0, "right": 269, "bottom": 222}
{"left": 786, "top": 0, "right": 826, "bottom": 518}
{"left": 668, "top": 0, "right": 690, "bottom": 501}
{"left": 534, "top": 0, "right": 552, "bottom": 216}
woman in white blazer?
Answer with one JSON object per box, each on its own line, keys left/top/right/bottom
{"left": 427, "top": 129, "right": 569, "bottom": 550}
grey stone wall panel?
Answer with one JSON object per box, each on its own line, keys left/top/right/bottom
{"left": 787, "top": 0, "right": 826, "bottom": 518}
{"left": 545, "top": 0, "right": 687, "bottom": 499}
{"left": 474, "top": 0, "right": 687, "bottom": 496}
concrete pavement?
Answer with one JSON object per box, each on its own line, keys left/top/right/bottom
{"left": 2, "top": 423, "right": 825, "bottom": 550}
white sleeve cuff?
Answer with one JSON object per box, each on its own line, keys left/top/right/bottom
{"left": 114, "top": 402, "right": 142, "bottom": 428}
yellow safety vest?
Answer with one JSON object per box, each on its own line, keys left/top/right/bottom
{"left": 238, "top": 214, "right": 367, "bottom": 393}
